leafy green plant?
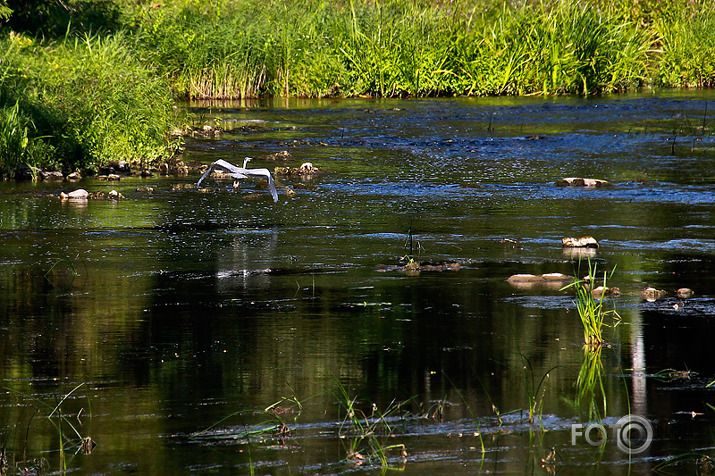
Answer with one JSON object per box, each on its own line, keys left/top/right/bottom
{"left": 561, "top": 260, "right": 621, "bottom": 348}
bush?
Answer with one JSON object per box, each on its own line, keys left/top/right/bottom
{"left": 0, "top": 100, "right": 55, "bottom": 179}
{"left": 5, "top": 0, "right": 125, "bottom": 37}
{"left": 0, "top": 30, "right": 178, "bottom": 177}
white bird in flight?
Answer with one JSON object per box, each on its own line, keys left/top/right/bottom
{"left": 196, "top": 158, "right": 278, "bottom": 202}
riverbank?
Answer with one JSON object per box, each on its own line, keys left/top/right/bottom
{"left": 1, "top": 0, "right": 715, "bottom": 177}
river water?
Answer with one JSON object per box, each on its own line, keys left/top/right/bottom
{"left": 1, "top": 92, "right": 714, "bottom": 474}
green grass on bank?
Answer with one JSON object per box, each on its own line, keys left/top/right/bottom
{"left": 0, "top": 30, "right": 178, "bottom": 178}
{"left": 1, "top": 0, "right": 715, "bottom": 176}
{"left": 132, "top": 0, "right": 715, "bottom": 98}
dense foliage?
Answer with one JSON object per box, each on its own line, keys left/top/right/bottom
{"left": 0, "top": 30, "right": 177, "bottom": 177}
{"left": 130, "top": 0, "right": 715, "bottom": 98}
{"left": 1, "top": 0, "right": 715, "bottom": 176}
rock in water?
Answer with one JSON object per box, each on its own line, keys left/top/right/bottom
{"left": 555, "top": 177, "right": 612, "bottom": 187}
{"left": 60, "top": 189, "right": 89, "bottom": 200}
{"left": 641, "top": 287, "right": 667, "bottom": 302}
{"left": 41, "top": 171, "right": 64, "bottom": 181}
{"left": 562, "top": 236, "right": 599, "bottom": 248}
{"left": 676, "top": 288, "right": 694, "bottom": 299}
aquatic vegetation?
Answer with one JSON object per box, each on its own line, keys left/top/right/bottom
{"left": 48, "top": 383, "right": 96, "bottom": 469}
{"left": 2, "top": 383, "right": 94, "bottom": 472}
{"left": 192, "top": 392, "right": 304, "bottom": 442}
{"left": 561, "top": 260, "right": 621, "bottom": 348}
{"left": 336, "top": 382, "right": 409, "bottom": 468}
{"left": 520, "top": 355, "right": 559, "bottom": 427}
{"left": 653, "top": 367, "right": 695, "bottom": 381}
{"left": 442, "top": 373, "right": 486, "bottom": 456}
{"left": 44, "top": 256, "right": 80, "bottom": 290}
{"left": 575, "top": 346, "right": 607, "bottom": 421}
{"left": 654, "top": 452, "right": 715, "bottom": 473}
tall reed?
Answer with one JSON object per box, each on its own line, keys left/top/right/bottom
{"left": 654, "top": 7, "right": 715, "bottom": 88}
{"left": 131, "top": 0, "right": 673, "bottom": 99}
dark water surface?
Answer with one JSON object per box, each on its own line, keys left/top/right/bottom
{"left": 1, "top": 92, "right": 715, "bottom": 474}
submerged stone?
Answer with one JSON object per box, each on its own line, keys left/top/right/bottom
{"left": 541, "top": 273, "right": 573, "bottom": 281}
{"left": 507, "top": 273, "right": 573, "bottom": 290}
{"left": 507, "top": 274, "right": 544, "bottom": 283}
{"left": 641, "top": 287, "right": 667, "bottom": 302}
{"left": 375, "top": 262, "right": 461, "bottom": 275}
{"left": 41, "top": 171, "right": 64, "bottom": 181}
{"left": 677, "top": 288, "right": 694, "bottom": 299}
{"left": 108, "top": 190, "right": 124, "bottom": 200}
{"left": 562, "top": 247, "right": 597, "bottom": 259}
{"left": 275, "top": 162, "right": 321, "bottom": 177}
{"left": 556, "top": 177, "right": 612, "bottom": 187}
{"left": 266, "top": 150, "right": 292, "bottom": 160}
{"left": 562, "top": 236, "right": 599, "bottom": 248}
{"left": 592, "top": 286, "right": 620, "bottom": 298}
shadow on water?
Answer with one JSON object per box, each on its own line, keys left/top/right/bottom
{"left": 1, "top": 92, "right": 715, "bottom": 473}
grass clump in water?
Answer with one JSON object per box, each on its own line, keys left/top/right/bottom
{"left": 575, "top": 346, "right": 607, "bottom": 420}
{"left": 336, "top": 382, "right": 409, "bottom": 468}
{"left": 561, "top": 260, "right": 621, "bottom": 348}
{"left": 3, "top": 382, "right": 95, "bottom": 473}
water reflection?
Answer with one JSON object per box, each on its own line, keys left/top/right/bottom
{"left": 215, "top": 228, "right": 278, "bottom": 292}
{"left": 576, "top": 346, "right": 606, "bottom": 421}
{"left": 0, "top": 93, "right": 714, "bottom": 473}
{"left": 629, "top": 310, "right": 649, "bottom": 418}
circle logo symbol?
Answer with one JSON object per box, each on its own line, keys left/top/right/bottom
{"left": 613, "top": 414, "right": 653, "bottom": 454}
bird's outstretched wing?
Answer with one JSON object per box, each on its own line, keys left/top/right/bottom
{"left": 196, "top": 159, "right": 248, "bottom": 186}
{"left": 239, "top": 167, "right": 279, "bottom": 202}
{"left": 196, "top": 158, "right": 278, "bottom": 202}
